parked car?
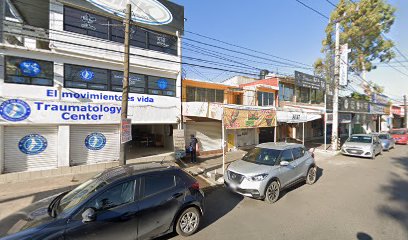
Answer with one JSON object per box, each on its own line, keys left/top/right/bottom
{"left": 341, "top": 134, "right": 382, "bottom": 159}
{"left": 224, "top": 143, "right": 317, "bottom": 204}
{"left": 390, "top": 128, "right": 408, "bottom": 145}
{"left": 372, "top": 132, "right": 396, "bottom": 151}
{"left": 0, "top": 163, "right": 204, "bottom": 240}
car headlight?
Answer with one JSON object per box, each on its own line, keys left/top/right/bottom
{"left": 247, "top": 173, "right": 268, "bottom": 181}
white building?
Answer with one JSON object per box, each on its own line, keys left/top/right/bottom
{"left": 0, "top": 0, "right": 184, "bottom": 173}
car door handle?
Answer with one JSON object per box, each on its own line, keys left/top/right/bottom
{"left": 172, "top": 193, "right": 183, "bottom": 199}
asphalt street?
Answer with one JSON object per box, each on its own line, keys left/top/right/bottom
{"left": 169, "top": 145, "right": 408, "bottom": 240}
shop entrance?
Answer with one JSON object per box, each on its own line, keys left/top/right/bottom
{"left": 259, "top": 127, "right": 275, "bottom": 144}
{"left": 127, "top": 124, "right": 175, "bottom": 159}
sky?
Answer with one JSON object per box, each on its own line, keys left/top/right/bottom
{"left": 172, "top": 0, "right": 408, "bottom": 103}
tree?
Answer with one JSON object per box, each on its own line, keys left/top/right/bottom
{"left": 316, "top": 0, "right": 396, "bottom": 76}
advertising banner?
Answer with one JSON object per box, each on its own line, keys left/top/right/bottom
{"left": 173, "top": 129, "right": 186, "bottom": 159}
{"left": 369, "top": 103, "right": 386, "bottom": 115}
{"left": 276, "top": 111, "right": 321, "bottom": 123}
{"left": 223, "top": 107, "right": 277, "bottom": 129}
{"left": 294, "top": 71, "right": 326, "bottom": 90}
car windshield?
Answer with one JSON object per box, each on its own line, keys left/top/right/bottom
{"left": 378, "top": 134, "right": 388, "bottom": 140}
{"left": 242, "top": 147, "right": 281, "bottom": 166}
{"left": 348, "top": 136, "right": 372, "bottom": 143}
{"left": 57, "top": 177, "right": 107, "bottom": 214}
{"left": 390, "top": 130, "right": 406, "bottom": 135}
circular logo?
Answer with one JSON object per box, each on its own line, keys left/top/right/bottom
{"left": 157, "top": 78, "right": 168, "bottom": 90}
{"left": 86, "top": 0, "right": 173, "bottom": 25}
{"left": 0, "top": 99, "right": 31, "bottom": 122}
{"left": 19, "top": 134, "right": 48, "bottom": 155}
{"left": 19, "top": 60, "right": 41, "bottom": 77}
{"left": 85, "top": 133, "right": 106, "bottom": 150}
{"left": 80, "top": 69, "right": 95, "bottom": 81}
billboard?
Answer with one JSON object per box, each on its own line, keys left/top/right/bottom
{"left": 294, "top": 71, "right": 326, "bottom": 90}
{"left": 223, "top": 107, "right": 277, "bottom": 129}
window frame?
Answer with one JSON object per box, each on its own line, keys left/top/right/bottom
{"left": 64, "top": 64, "right": 110, "bottom": 91}
{"left": 4, "top": 56, "right": 54, "bottom": 87}
{"left": 257, "top": 91, "right": 275, "bottom": 106}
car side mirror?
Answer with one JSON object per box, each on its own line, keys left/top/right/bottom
{"left": 82, "top": 208, "right": 96, "bottom": 223}
{"left": 280, "top": 161, "right": 289, "bottom": 166}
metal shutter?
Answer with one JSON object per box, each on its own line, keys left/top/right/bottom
{"left": 70, "top": 125, "right": 119, "bottom": 166}
{"left": 4, "top": 126, "right": 58, "bottom": 173}
{"left": 185, "top": 122, "right": 222, "bottom": 151}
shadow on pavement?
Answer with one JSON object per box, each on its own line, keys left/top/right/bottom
{"left": 159, "top": 185, "right": 243, "bottom": 239}
{"left": 377, "top": 154, "right": 408, "bottom": 237}
{"left": 356, "top": 232, "right": 373, "bottom": 240}
{"left": 279, "top": 166, "right": 324, "bottom": 200}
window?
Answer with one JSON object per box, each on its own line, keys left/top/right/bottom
{"left": 280, "top": 150, "right": 294, "bottom": 162}
{"left": 63, "top": 6, "right": 178, "bottom": 56}
{"left": 65, "top": 64, "right": 109, "bottom": 90}
{"left": 186, "top": 87, "right": 224, "bottom": 103}
{"left": 147, "top": 76, "right": 176, "bottom": 96}
{"left": 148, "top": 31, "right": 178, "bottom": 55}
{"left": 5, "top": 56, "right": 54, "bottom": 86}
{"left": 242, "top": 147, "right": 280, "bottom": 166}
{"left": 291, "top": 148, "right": 305, "bottom": 160}
{"left": 143, "top": 174, "right": 176, "bottom": 197}
{"left": 111, "top": 71, "right": 146, "bottom": 93}
{"left": 64, "top": 64, "right": 175, "bottom": 97}
{"left": 91, "top": 181, "right": 135, "bottom": 211}
{"left": 296, "top": 87, "right": 310, "bottom": 103}
{"left": 257, "top": 92, "right": 274, "bottom": 106}
{"left": 63, "top": 7, "right": 109, "bottom": 40}
{"left": 311, "top": 89, "right": 324, "bottom": 104}
{"left": 279, "top": 83, "right": 294, "bottom": 102}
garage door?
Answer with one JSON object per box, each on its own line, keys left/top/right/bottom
{"left": 4, "top": 126, "right": 58, "bottom": 173}
{"left": 185, "top": 122, "right": 222, "bottom": 151}
{"left": 70, "top": 125, "right": 120, "bottom": 166}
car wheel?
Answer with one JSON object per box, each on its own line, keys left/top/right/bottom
{"left": 264, "top": 180, "right": 280, "bottom": 204}
{"left": 306, "top": 166, "right": 317, "bottom": 185}
{"left": 176, "top": 207, "right": 201, "bottom": 236}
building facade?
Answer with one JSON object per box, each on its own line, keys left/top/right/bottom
{"left": 0, "top": 0, "right": 184, "bottom": 173}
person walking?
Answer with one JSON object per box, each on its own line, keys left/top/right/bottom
{"left": 189, "top": 134, "right": 199, "bottom": 163}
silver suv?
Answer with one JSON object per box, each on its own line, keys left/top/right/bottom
{"left": 224, "top": 143, "right": 317, "bottom": 203}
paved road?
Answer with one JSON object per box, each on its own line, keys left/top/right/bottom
{"left": 169, "top": 145, "right": 408, "bottom": 240}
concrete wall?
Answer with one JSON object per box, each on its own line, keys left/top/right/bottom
{"left": 57, "top": 125, "right": 70, "bottom": 167}
{"left": 0, "top": 126, "right": 4, "bottom": 173}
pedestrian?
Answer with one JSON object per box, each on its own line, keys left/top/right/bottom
{"left": 189, "top": 134, "right": 199, "bottom": 163}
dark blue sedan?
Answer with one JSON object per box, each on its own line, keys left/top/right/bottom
{"left": 0, "top": 163, "right": 205, "bottom": 240}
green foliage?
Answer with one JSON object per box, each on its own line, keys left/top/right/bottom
{"left": 321, "top": 0, "right": 396, "bottom": 73}
{"left": 350, "top": 91, "right": 370, "bottom": 101}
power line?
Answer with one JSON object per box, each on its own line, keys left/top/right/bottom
{"left": 294, "top": 0, "right": 329, "bottom": 20}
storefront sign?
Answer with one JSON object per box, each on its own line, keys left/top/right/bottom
{"left": 369, "top": 103, "right": 386, "bottom": 115}
{"left": 121, "top": 118, "right": 132, "bottom": 143}
{"left": 157, "top": 79, "right": 168, "bottom": 90}
{"left": 326, "top": 113, "right": 352, "bottom": 124}
{"left": 65, "top": 0, "right": 185, "bottom": 34}
{"left": 276, "top": 111, "right": 321, "bottom": 123}
{"left": 294, "top": 71, "right": 326, "bottom": 90}
{"left": 80, "top": 69, "right": 95, "bottom": 81}
{"left": 371, "top": 93, "right": 389, "bottom": 106}
{"left": 85, "top": 132, "right": 106, "bottom": 150}
{"left": 327, "top": 96, "right": 369, "bottom": 113}
{"left": 173, "top": 129, "right": 186, "bottom": 159}
{"left": 0, "top": 99, "right": 31, "bottom": 122}
{"left": 223, "top": 107, "right": 277, "bottom": 129}
{"left": 19, "top": 134, "right": 47, "bottom": 155}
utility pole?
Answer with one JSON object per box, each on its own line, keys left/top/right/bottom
{"left": 331, "top": 22, "right": 340, "bottom": 151}
{"left": 119, "top": 3, "right": 131, "bottom": 166}
{"left": 404, "top": 95, "right": 407, "bottom": 128}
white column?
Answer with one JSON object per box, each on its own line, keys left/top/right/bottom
{"left": 0, "top": 126, "right": 4, "bottom": 174}
{"left": 58, "top": 125, "right": 70, "bottom": 167}
{"left": 274, "top": 126, "right": 277, "bottom": 143}
{"left": 302, "top": 122, "right": 305, "bottom": 145}
{"left": 222, "top": 114, "right": 226, "bottom": 174}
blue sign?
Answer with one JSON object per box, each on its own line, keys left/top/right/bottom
{"left": 85, "top": 133, "right": 106, "bottom": 150}
{"left": 157, "top": 78, "right": 168, "bottom": 90}
{"left": 80, "top": 69, "right": 95, "bottom": 81}
{"left": 19, "top": 134, "right": 48, "bottom": 155}
{"left": 0, "top": 99, "right": 31, "bottom": 122}
{"left": 19, "top": 60, "right": 41, "bottom": 77}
